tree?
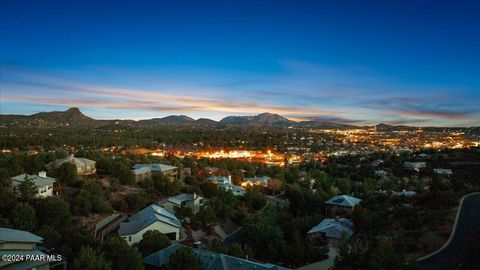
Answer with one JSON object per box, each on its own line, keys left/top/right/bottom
{"left": 36, "top": 225, "right": 62, "bottom": 249}
{"left": 56, "top": 163, "right": 77, "bottom": 185}
{"left": 197, "top": 206, "right": 217, "bottom": 231}
{"left": 73, "top": 190, "right": 93, "bottom": 216}
{"left": 18, "top": 176, "right": 37, "bottom": 200}
{"left": 243, "top": 207, "right": 284, "bottom": 259}
{"left": 137, "top": 230, "right": 170, "bottom": 257}
{"left": 11, "top": 202, "right": 37, "bottom": 231}
{"left": 165, "top": 247, "right": 202, "bottom": 270}
{"left": 35, "top": 197, "right": 71, "bottom": 228}
{"left": 73, "top": 246, "right": 111, "bottom": 270}
{"left": 101, "top": 236, "right": 144, "bottom": 270}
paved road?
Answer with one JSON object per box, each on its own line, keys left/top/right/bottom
{"left": 417, "top": 193, "right": 480, "bottom": 270}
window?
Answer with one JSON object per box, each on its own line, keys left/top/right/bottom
{"left": 128, "top": 236, "right": 132, "bottom": 242}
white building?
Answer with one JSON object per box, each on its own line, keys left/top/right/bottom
{"left": 119, "top": 204, "right": 181, "bottom": 245}
{"left": 11, "top": 172, "right": 55, "bottom": 198}
{"left": 131, "top": 163, "right": 178, "bottom": 182}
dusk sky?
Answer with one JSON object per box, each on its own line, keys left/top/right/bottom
{"left": 1, "top": 0, "right": 479, "bottom": 126}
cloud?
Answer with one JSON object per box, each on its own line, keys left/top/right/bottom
{"left": 360, "top": 97, "right": 477, "bottom": 120}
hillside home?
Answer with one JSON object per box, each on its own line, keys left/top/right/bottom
{"left": 118, "top": 204, "right": 181, "bottom": 245}
{"left": 307, "top": 218, "right": 353, "bottom": 246}
{"left": 143, "top": 243, "right": 290, "bottom": 270}
{"left": 11, "top": 172, "right": 55, "bottom": 198}
{"left": 159, "top": 193, "right": 204, "bottom": 214}
{"left": 0, "top": 228, "right": 65, "bottom": 270}
{"left": 325, "top": 195, "right": 361, "bottom": 214}
{"left": 131, "top": 163, "right": 178, "bottom": 182}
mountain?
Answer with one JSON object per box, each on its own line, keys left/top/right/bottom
{"left": 0, "top": 107, "right": 98, "bottom": 128}
{"left": 137, "top": 115, "right": 195, "bottom": 125}
{"left": 298, "top": 120, "right": 357, "bottom": 129}
{"left": 219, "top": 113, "right": 294, "bottom": 126}
{"left": 195, "top": 118, "right": 218, "bottom": 125}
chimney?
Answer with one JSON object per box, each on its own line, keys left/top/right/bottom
{"left": 228, "top": 175, "right": 232, "bottom": 184}
{"left": 38, "top": 171, "right": 47, "bottom": 178}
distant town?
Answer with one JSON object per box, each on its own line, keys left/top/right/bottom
{"left": 0, "top": 108, "right": 479, "bottom": 270}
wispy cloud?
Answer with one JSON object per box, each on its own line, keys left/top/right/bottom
{"left": 1, "top": 64, "right": 479, "bottom": 126}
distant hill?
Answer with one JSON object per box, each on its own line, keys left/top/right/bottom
{"left": 298, "top": 120, "right": 357, "bottom": 129}
{"left": 219, "top": 113, "right": 294, "bottom": 126}
{"left": 0, "top": 107, "right": 98, "bottom": 128}
{"left": 3, "top": 107, "right": 471, "bottom": 130}
{"left": 137, "top": 115, "right": 195, "bottom": 126}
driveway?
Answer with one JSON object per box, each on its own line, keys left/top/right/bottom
{"left": 416, "top": 193, "right": 480, "bottom": 270}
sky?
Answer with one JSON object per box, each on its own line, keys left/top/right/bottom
{"left": 0, "top": 0, "right": 479, "bottom": 126}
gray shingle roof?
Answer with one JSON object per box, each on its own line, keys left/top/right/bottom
{"left": 143, "top": 243, "right": 290, "bottom": 270}
{"left": 0, "top": 228, "right": 43, "bottom": 243}
{"left": 325, "top": 195, "right": 361, "bottom": 208}
{"left": 132, "top": 163, "right": 177, "bottom": 173}
{"left": 118, "top": 204, "right": 180, "bottom": 236}
{"left": 11, "top": 174, "right": 55, "bottom": 188}
{"left": 308, "top": 218, "right": 353, "bottom": 239}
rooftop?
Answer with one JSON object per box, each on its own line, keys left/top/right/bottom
{"left": 308, "top": 218, "right": 353, "bottom": 239}
{"left": 118, "top": 204, "right": 181, "bottom": 236}
{"left": 325, "top": 195, "right": 361, "bottom": 208}
{"left": 132, "top": 163, "right": 177, "bottom": 173}
{"left": 0, "top": 228, "right": 43, "bottom": 244}
{"left": 144, "top": 243, "right": 289, "bottom": 270}
{"left": 11, "top": 173, "right": 55, "bottom": 188}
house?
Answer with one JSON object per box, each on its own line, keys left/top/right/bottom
{"left": 404, "top": 161, "right": 426, "bottom": 172}
{"left": 434, "top": 168, "right": 453, "bottom": 176}
{"left": 220, "top": 183, "right": 246, "bottom": 196}
{"left": 143, "top": 243, "right": 289, "bottom": 270}
{"left": 159, "top": 193, "right": 204, "bottom": 214}
{"left": 207, "top": 175, "right": 245, "bottom": 196}
{"left": 241, "top": 176, "right": 271, "bottom": 187}
{"left": 48, "top": 154, "right": 96, "bottom": 175}
{"left": 307, "top": 218, "right": 353, "bottom": 246}
{"left": 394, "top": 190, "right": 417, "bottom": 197}
{"left": 325, "top": 195, "right": 361, "bottom": 214}
{"left": 374, "top": 170, "right": 388, "bottom": 178}
{"left": 0, "top": 227, "right": 65, "bottom": 270}
{"left": 131, "top": 166, "right": 152, "bottom": 183}
{"left": 118, "top": 204, "right": 181, "bottom": 245}
{"left": 11, "top": 172, "right": 55, "bottom": 198}
{"left": 204, "top": 166, "right": 219, "bottom": 175}
{"left": 207, "top": 175, "right": 231, "bottom": 185}
{"left": 131, "top": 163, "right": 178, "bottom": 182}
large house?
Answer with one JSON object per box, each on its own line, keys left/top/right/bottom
{"left": 11, "top": 172, "right": 55, "bottom": 198}
{"left": 159, "top": 193, "right": 204, "bottom": 215}
{"left": 118, "top": 204, "right": 181, "bottom": 245}
{"left": 207, "top": 175, "right": 246, "bottom": 196}
{"left": 131, "top": 163, "right": 178, "bottom": 183}
{"left": 0, "top": 227, "right": 65, "bottom": 270}
{"left": 307, "top": 218, "right": 353, "bottom": 246}
{"left": 48, "top": 154, "right": 96, "bottom": 175}
{"left": 144, "top": 243, "right": 289, "bottom": 270}
{"left": 325, "top": 195, "right": 361, "bottom": 214}
{"left": 241, "top": 176, "right": 271, "bottom": 187}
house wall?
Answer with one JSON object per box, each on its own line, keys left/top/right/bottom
{"left": 36, "top": 184, "right": 54, "bottom": 198}
{"left": 121, "top": 221, "right": 180, "bottom": 245}
{"left": 133, "top": 171, "right": 152, "bottom": 183}
{"left": 0, "top": 242, "right": 36, "bottom": 250}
